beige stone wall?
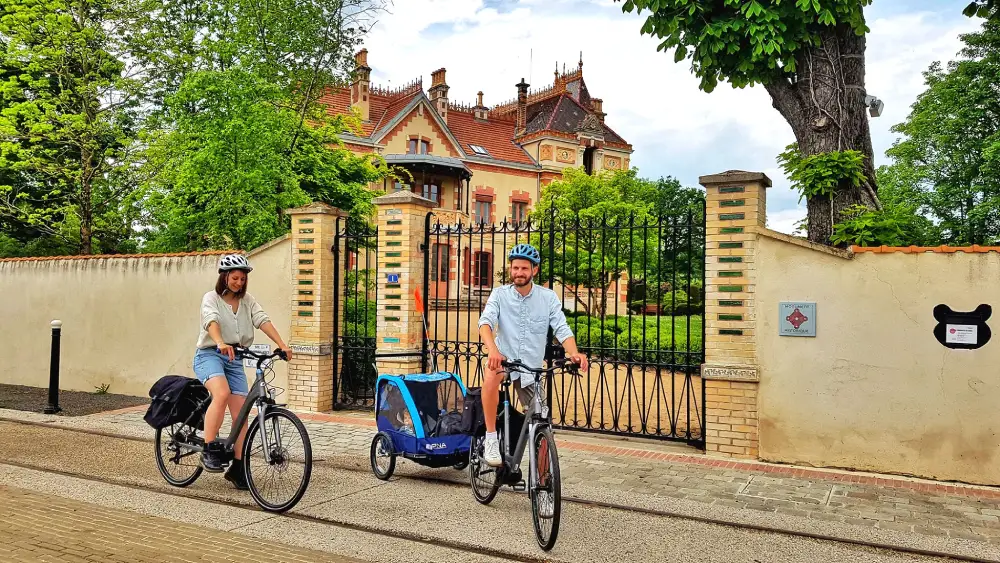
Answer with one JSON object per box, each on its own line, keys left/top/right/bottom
{"left": 755, "top": 236, "right": 1000, "bottom": 485}
{"left": 0, "top": 239, "right": 292, "bottom": 398}
{"left": 466, "top": 165, "right": 539, "bottom": 223}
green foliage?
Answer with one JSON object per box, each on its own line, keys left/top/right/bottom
{"left": 344, "top": 268, "right": 376, "bottom": 338}
{"left": 530, "top": 168, "right": 703, "bottom": 318}
{"left": 620, "top": 0, "right": 871, "bottom": 92}
{"left": 777, "top": 144, "right": 867, "bottom": 203}
{"left": 829, "top": 165, "right": 940, "bottom": 247}
{"left": 882, "top": 18, "right": 1000, "bottom": 246}
{"left": 568, "top": 314, "right": 703, "bottom": 364}
{"left": 93, "top": 383, "right": 112, "bottom": 395}
{"left": 132, "top": 0, "right": 390, "bottom": 252}
{"left": 138, "top": 68, "right": 387, "bottom": 252}
{"left": 0, "top": 0, "right": 143, "bottom": 256}
{"left": 0, "top": 0, "right": 388, "bottom": 257}
{"left": 964, "top": 0, "right": 998, "bottom": 20}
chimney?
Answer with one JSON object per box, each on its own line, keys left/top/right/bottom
{"left": 428, "top": 68, "right": 449, "bottom": 123}
{"left": 591, "top": 98, "right": 605, "bottom": 122}
{"left": 351, "top": 49, "right": 371, "bottom": 121}
{"left": 474, "top": 91, "right": 488, "bottom": 121}
{"left": 515, "top": 78, "right": 529, "bottom": 136}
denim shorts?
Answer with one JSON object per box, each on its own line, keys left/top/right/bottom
{"left": 193, "top": 348, "right": 248, "bottom": 396}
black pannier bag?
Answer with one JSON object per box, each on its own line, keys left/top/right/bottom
{"left": 459, "top": 386, "right": 526, "bottom": 453}
{"left": 144, "top": 375, "right": 210, "bottom": 430}
{"left": 461, "top": 387, "right": 485, "bottom": 434}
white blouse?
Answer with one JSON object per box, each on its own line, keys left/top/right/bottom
{"left": 196, "top": 291, "right": 271, "bottom": 349}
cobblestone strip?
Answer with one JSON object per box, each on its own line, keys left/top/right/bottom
{"left": 0, "top": 484, "right": 361, "bottom": 563}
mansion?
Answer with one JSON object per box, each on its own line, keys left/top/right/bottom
{"left": 321, "top": 49, "right": 634, "bottom": 225}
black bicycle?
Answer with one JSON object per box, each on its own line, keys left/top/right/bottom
{"left": 469, "top": 358, "right": 579, "bottom": 551}
{"left": 154, "top": 346, "right": 313, "bottom": 513}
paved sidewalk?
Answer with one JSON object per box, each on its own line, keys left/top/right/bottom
{"left": 0, "top": 484, "right": 361, "bottom": 563}
{"left": 5, "top": 406, "right": 1000, "bottom": 549}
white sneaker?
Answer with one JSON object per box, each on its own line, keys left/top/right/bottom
{"left": 537, "top": 494, "right": 554, "bottom": 519}
{"left": 483, "top": 435, "right": 503, "bottom": 467}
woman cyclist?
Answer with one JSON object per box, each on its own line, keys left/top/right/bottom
{"left": 193, "top": 253, "right": 293, "bottom": 489}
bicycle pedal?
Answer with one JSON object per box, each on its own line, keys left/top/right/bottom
{"left": 511, "top": 480, "right": 527, "bottom": 492}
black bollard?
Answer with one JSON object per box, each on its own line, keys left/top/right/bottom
{"left": 44, "top": 320, "right": 62, "bottom": 414}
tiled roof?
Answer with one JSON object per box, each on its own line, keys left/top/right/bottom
{"left": 602, "top": 123, "right": 627, "bottom": 146}
{"left": 319, "top": 77, "right": 629, "bottom": 166}
{"left": 851, "top": 245, "right": 1000, "bottom": 254}
{"left": 319, "top": 87, "right": 419, "bottom": 137}
{"left": 447, "top": 110, "right": 536, "bottom": 166}
{"left": 519, "top": 93, "right": 630, "bottom": 150}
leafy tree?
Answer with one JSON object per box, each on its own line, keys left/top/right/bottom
{"left": 882, "top": 19, "right": 1000, "bottom": 246}
{"left": 129, "top": 0, "right": 391, "bottom": 251}
{"left": 620, "top": 0, "right": 880, "bottom": 245}
{"left": 531, "top": 168, "right": 703, "bottom": 318}
{"left": 0, "top": 0, "right": 143, "bottom": 255}
{"left": 139, "top": 69, "right": 387, "bottom": 251}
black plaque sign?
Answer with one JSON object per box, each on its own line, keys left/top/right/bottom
{"left": 933, "top": 304, "right": 992, "bottom": 350}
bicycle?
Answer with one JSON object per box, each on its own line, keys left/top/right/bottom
{"left": 468, "top": 357, "right": 579, "bottom": 551}
{"left": 154, "top": 346, "right": 313, "bottom": 513}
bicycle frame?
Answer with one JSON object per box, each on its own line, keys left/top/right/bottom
{"left": 176, "top": 353, "right": 284, "bottom": 464}
{"left": 499, "top": 372, "right": 550, "bottom": 475}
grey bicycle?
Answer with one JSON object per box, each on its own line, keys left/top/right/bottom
{"left": 154, "top": 346, "right": 313, "bottom": 513}
{"left": 469, "top": 357, "right": 579, "bottom": 551}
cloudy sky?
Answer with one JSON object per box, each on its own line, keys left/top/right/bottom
{"left": 360, "top": 0, "right": 982, "bottom": 233}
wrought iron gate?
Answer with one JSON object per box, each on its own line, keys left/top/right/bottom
{"left": 423, "top": 206, "right": 706, "bottom": 444}
{"left": 332, "top": 217, "right": 378, "bottom": 408}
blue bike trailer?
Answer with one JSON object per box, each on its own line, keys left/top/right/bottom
{"left": 374, "top": 372, "right": 471, "bottom": 459}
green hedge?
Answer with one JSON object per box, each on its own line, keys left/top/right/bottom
{"left": 344, "top": 296, "right": 376, "bottom": 338}
{"left": 567, "top": 315, "right": 703, "bottom": 364}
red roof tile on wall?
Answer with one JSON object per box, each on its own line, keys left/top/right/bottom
{"left": 0, "top": 250, "right": 234, "bottom": 263}
{"left": 851, "top": 245, "right": 1000, "bottom": 254}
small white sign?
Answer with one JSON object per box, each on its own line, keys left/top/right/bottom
{"left": 244, "top": 343, "right": 271, "bottom": 368}
{"left": 945, "top": 324, "right": 977, "bottom": 345}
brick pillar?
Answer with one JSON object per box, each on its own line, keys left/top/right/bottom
{"left": 373, "top": 191, "right": 436, "bottom": 376}
{"left": 283, "top": 202, "right": 347, "bottom": 412}
{"left": 699, "top": 171, "right": 771, "bottom": 458}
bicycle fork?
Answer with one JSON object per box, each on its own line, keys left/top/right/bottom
{"left": 255, "top": 370, "right": 280, "bottom": 465}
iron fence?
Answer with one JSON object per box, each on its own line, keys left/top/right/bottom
{"left": 424, "top": 205, "right": 706, "bottom": 443}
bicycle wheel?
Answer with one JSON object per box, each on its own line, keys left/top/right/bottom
{"left": 530, "top": 428, "right": 561, "bottom": 551}
{"left": 243, "top": 407, "right": 312, "bottom": 513}
{"left": 469, "top": 432, "right": 501, "bottom": 504}
{"left": 154, "top": 423, "right": 203, "bottom": 487}
{"left": 370, "top": 432, "right": 396, "bottom": 480}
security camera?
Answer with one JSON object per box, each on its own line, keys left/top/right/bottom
{"left": 865, "top": 95, "right": 884, "bottom": 118}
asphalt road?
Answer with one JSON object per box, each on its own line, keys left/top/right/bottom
{"left": 0, "top": 421, "right": 968, "bottom": 563}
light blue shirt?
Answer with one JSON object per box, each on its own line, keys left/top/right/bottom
{"left": 477, "top": 283, "right": 574, "bottom": 384}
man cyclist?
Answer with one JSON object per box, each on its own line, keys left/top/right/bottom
{"left": 477, "top": 243, "right": 589, "bottom": 467}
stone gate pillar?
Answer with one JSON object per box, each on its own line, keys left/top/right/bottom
{"left": 284, "top": 202, "right": 346, "bottom": 411}
{"left": 699, "top": 171, "right": 771, "bottom": 458}
{"left": 372, "top": 191, "right": 436, "bottom": 376}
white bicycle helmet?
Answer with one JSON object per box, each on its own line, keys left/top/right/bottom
{"left": 218, "top": 253, "right": 253, "bottom": 273}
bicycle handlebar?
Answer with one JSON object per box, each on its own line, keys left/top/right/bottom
{"left": 501, "top": 357, "right": 580, "bottom": 376}
{"left": 230, "top": 346, "right": 289, "bottom": 363}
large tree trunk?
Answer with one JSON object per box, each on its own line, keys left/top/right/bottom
{"left": 764, "top": 23, "right": 880, "bottom": 245}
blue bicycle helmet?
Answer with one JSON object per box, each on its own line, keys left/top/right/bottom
{"left": 508, "top": 243, "right": 540, "bottom": 265}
